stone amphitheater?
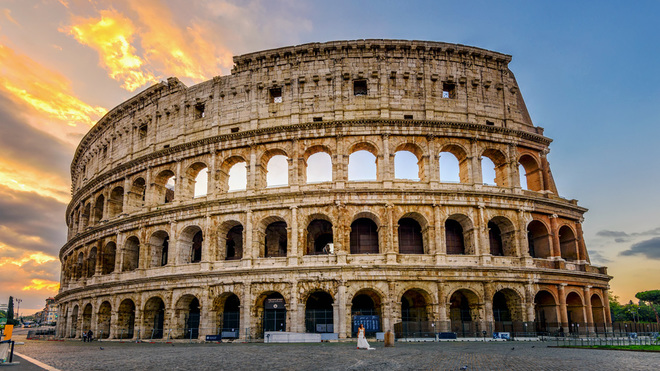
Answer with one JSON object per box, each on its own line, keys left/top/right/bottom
{"left": 56, "top": 39, "right": 611, "bottom": 341}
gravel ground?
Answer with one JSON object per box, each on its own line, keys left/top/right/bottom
{"left": 9, "top": 331, "right": 660, "bottom": 371}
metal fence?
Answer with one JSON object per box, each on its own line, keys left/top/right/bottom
{"left": 554, "top": 334, "right": 660, "bottom": 347}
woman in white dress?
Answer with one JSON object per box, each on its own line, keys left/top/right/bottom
{"left": 356, "top": 324, "right": 374, "bottom": 350}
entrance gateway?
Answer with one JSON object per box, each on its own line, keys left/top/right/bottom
{"left": 263, "top": 296, "right": 286, "bottom": 334}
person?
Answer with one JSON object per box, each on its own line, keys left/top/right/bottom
{"left": 82, "top": 331, "right": 87, "bottom": 342}
{"left": 87, "top": 329, "right": 93, "bottom": 342}
{"left": 356, "top": 324, "right": 374, "bottom": 350}
{"left": 558, "top": 326, "right": 565, "bottom": 337}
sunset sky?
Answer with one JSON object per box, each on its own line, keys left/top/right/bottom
{"left": 1, "top": 0, "right": 659, "bottom": 315}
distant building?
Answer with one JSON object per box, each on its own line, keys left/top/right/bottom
{"left": 45, "top": 297, "right": 58, "bottom": 324}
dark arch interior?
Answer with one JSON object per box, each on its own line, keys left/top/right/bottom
{"left": 445, "top": 219, "right": 465, "bottom": 255}
{"left": 226, "top": 225, "right": 243, "bottom": 260}
{"left": 265, "top": 222, "right": 287, "bottom": 257}
{"left": 398, "top": 218, "right": 424, "bottom": 254}
{"left": 350, "top": 218, "right": 379, "bottom": 254}
{"left": 488, "top": 221, "right": 503, "bottom": 256}
{"left": 305, "top": 291, "right": 334, "bottom": 333}
{"left": 307, "top": 219, "right": 334, "bottom": 255}
{"left": 191, "top": 231, "right": 203, "bottom": 263}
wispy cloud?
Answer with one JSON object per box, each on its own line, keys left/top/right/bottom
{"left": 587, "top": 250, "right": 612, "bottom": 264}
{"left": 619, "top": 237, "right": 660, "bottom": 260}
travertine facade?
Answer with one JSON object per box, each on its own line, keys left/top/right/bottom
{"left": 56, "top": 40, "right": 611, "bottom": 340}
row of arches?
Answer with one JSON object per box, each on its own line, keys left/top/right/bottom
{"left": 62, "top": 213, "right": 582, "bottom": 282}
{"left": 58, "top": 285, "right": 609, "bottom": 339}
{"left": 69, "top": 141, "right": 550, "bottom": 235}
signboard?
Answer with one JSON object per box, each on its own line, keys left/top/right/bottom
{"left": 205, "top": 335, "right": 222, "bottom": 341}
{"left": 265, "top": 298, "right": 285, "bottom": 310}
{"left": 352, "top": 315, "right": 380, "bottom": 333}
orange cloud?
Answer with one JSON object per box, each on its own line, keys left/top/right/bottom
{"left": 22, "top": 279, "right": 60, "bottom": 292}
{"left": 0, "top": 44, "right": 107, "bottom": 138}
{"left": 62, "top": 9, "right": 157, "bottom": 91}
{"left": 2, "top": 8, "right": 19, "bottom": 26}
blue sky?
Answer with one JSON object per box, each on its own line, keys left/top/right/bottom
{"left": 0, "top": 0, "right": 658, "bottom": 313}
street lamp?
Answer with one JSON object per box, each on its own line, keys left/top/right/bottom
{"left": 15, "top": 298, "right": 22, "bottom": 322}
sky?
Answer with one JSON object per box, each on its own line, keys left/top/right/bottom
{"left": 1, "top": 0, "right": 659, "bottom": 315}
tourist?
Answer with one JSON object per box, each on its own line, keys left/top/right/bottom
{"left": 82, "top": 331, "right": 87, "bottom": 342}
{"left": 356, "top": 324, "right": 374, "bottom": 350}
{"left": 87, "top": 329, "right": 93, "bottom": 342}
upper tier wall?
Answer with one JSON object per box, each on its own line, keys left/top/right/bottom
{"left": 71, "top": 39, "right": 538, "bottom": 194}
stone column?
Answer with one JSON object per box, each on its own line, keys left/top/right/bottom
{"left": 576, "top": 221, "right": 589, "bottom": 263}
{"left": 470, "top": 140, "right": 481, "bottom": 184}
{"left": 200, "top": 289, "right": 214, "bottom": 338}
{"left": 109, "top": 310, "right": 119, "bottom": 339}
{"left": 247, "top": 145, "right": 257, "bottom": 194}
{"left": 437, "top": 283, "right": 449, "bottom": 332}
{"left": 337, "top": 283, "right": 347, "bottom": 338}
{"left": 434, "top": 204, "right": 446, "bottom": 264}
{"left": 239, "top": 283, "right": 252, "bottom": 340}
{"left": 174, "top": 160, "right": 182, "bottom": 203}
{"left": 583, "top": 286, "right": 593, "bottom": 334}
{"left": 428, "top": 135, "right": 439, "bottom": 185}
{"left": 381, "top": 134, "right": 391, "bottom": 184}
{"left": 288, "top": 206, "right": 298, "bottom": 265}
{"left": 549, "top": 214, "right": 561, "bottom": 259}
{"left": 558, "top": 284, "right": 568, "bottom": 328}
{"left": 525, "top": 282, "right": 536, "bottom": 322}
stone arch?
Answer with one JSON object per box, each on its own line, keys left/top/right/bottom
{"left": 534, "top": 290, "right": 558, "bottom": 333}
{"left": 76, "top": 251, "right": 84, "bottom": 279}
{"left": 306, "top": 216, "right": 334, "bottom": 255}
{"left": 219, "top": 155, "right": 248, "bottom": 192}
{"left": 80, "top": 202, "right": 91, "bottom": 229}
{"left": 81, "top": 303, "right": 93, "bottom": 334}
{"left": 481, "top": 148, "right": 508, "bottom": 186}
{"left": 217, "top": 220, "right": 244, "bottom": 261}
{"left": 448, "top": 289, "right": 482, "bottom": 335}
{"left": 445, "top": 214, "right": 475, "bottom": 255}
{"left": 527, "top": 220, "right": 552, "bottom": 259}
{"left": 348, "top": 141, "right": 379, "bottom": 181}
{"left": 350, "top": 211, "right": 381, "bottom": 254}
{"left": 92, "top": 194, "right": 104, "bottom": 224}
{"left": 303, "top": 145, "right": 333, "bottom": 184}
{"left": 184, "top": 161, "right": 209, "bottom": 198}
{"left": 143, "top": 296, "right": 166, "bottom": 339}
{"left": 174, "top": 294, "right": 201, "bottom": 339}
{"left": 213, "top": 292, "right": 241, "bottom": 337}
{"left": 177, "top": 225, "right": 203, "bottom": 264}
{"left": 394, "top": 142, "right": 426, "bottom": 181}
{"left": 304, "top": 290, "right": 334, "bottom": 333}
{"left": 148, "top": 230, "right": 170, "bottom": 267}
{"left": 559, "top": 225, "right": 578, "bottom": 261}
{"left": 260, "top": 149, "right": 290, "bottom": 188}
{"left": 397, "top": 216, "right": 424, "bottom": 254}
{"left": 116, "top": 298, "right": 136, "bottom": 339}
{"left": 590, "top": 293, "right": 607, "bottom": 328}
{"left": 566, "top": 291, "right": 585, "bottom": 333}
{"left": 154, "top": 169, "right": 176, "bottom": 204}
{"left": 439, "top": 143, "right": 470, "bottom": 183}
{"left": 97, "top": 301, "right": 112, "bottom": 339}
{"left": 519, "top": 154, "right": 543, "bottom": 191}
{"left": 254, "top": 291, "right": 287, "bottom": 336}
{"left": 122, "top": 236, "right": 140, "bottom": 272}
{"left": 492, "top": 288, "right": 524, "bottom": 323}
{"left": 127, "top": 177, "right": 146, "bottom": 211}
{"left": 488, "top": 216, "right": 517, "bottom": 256}
{"left": 108, "top": 186, "right": 124, "bottom": 218}
{"left": 400, "top": 288, "right": 432, "bottom": 322}
{"left": 101, "top": 241, "right": 116, "bottom": 275}
{"left": 351, "top": 288, "right": 384, "bottom": 335}
{"left": 261, "top": 217, "right": 288, "bottom": 258}
{"left": 70, "top": 304, "right": 79, "bottom": 337}
{"left": 86, "top": 247, "right": 97, "bottom": 278}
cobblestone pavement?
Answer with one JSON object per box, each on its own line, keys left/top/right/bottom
{"left": 11, "top": 337, "right": 660, "bottom": 371}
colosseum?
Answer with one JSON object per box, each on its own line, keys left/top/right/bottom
{"left": 56, "top": 39, "right": 612, "bottom": 341}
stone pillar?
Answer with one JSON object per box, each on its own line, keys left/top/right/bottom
{"left": 558, "top": 284, "right": 568, "bottom": 328}
{"left": 583, "top": 286, "right": 593, "bottom": 334}
{"left": 385, "top": 203, "right": 396, "bottom": 262}
{"left": 247, "top": 145, "right": 257, "bottom": 194}
{"left": 549, "top": 214, "right": 561, "bottom": 258}
{"left": 200, "top": 289, "right": 214, "bottom": 338}
{"left": 174, "top": 160, "right": 182, "bottom": 203}
{"left": 484, "top": 283, "right": 494, "bottom": 325}
{"left": 109, "top": 310, "right": 119, "bottom": 339}
{"left": 428, "top": 135, "right": 439, "bottom": 185}
{"left": 290, "top": 282, "right": 301, "bottom": 333}
{"left": 518, "top": 209, "right": 530, "bottom": 258}
{"left": 337, "top": 283, "right": 347, "bottom": 338}
{"left": 381, "top": 134, "right": 391, "bottom": 184}
{"left": 208, "top": 151, "right": 218, "bottom": 197}
{"left": 477, "top": 205, "right": 488, "bottom": 257}
{"left": 437, "top": 283, "right": 449, "bottom": 332}
{"left": 201, "top": 216, "right": 212, "bottom": 265}
{"left": 576, "top": 221, "right": 589, "bottom": 263}
{"left": 470, "top": 140, "right": 481, "bottom": 184}
{"left": 288, "top": 206, "right": 298, "bottom": 265}
{"left": 115, "top": 234, "right": 125, "bottom": 273}
{"left": 239, "top": 283, "right": 252, "bottom": 340}
{"left": 525, "top": 282, "right": 536, "bottom": 322}
{"left": 334, "top": 134, "right": 346, "bottom": 188}
{"left": 434, "top": 204, "right": 446, "bottom": 264}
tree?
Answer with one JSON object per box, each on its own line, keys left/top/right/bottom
{"left": 6, "top": 296, "right": 17, "bottom": 326}
{"left": 635, "top": 290, "right": 660, "bottom": 324}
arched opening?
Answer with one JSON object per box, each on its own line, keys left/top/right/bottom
{"left": 534, "top": 290, "right": 558, "bottom": 333}
{"left": 350, "top": 218, "right": 379, "bottom": 254}
{"left": 143, "top": 297, "right": 165, "bottom": 339}
{"left": 401, "top": 289, "right": 429, "bottom": 322}
{"left": 86, "top": 247, "right": 96, "bottom": 278}
{"left": 97, "top": 301, "right": 111, "bottom": 339}
{"left": 566, "top": 292, "right": 585, "bottom": 334}
{"left": 101, "top": 242, "right": 116, "bottom": 274}
{"left": 127, "top": 177, "right": 146, "bottom": 211}
{"left": 259, "top": 292, "right": 286, "bottom": 335}
{"left": 116, "top": 299, "right": 135, "bottom": 339}
{"left": 80, "top": 203, "right": 90, "bottom": 229}
{"left": 76, "top": 252, "right": 83, "bottom": 279}
{"left": 449, "top": 289, "right": 480, "bottom": 336}
{"left": 183, "top": 162, "right": 208, "bottom": 198}
{"left": 228, "top": 162, "right": 247, "bottom": 191}
{"left": 264, "top": 221, "right": 287, "bottom": 257}
{"left": 174, "top": 295, "right": 200, "bottom": 339}
{"left": 306, "top": 219, "right": 333, "bottom": 255}
{"left": 445, "top": 219, "right": 465, "bottom": 255}
{"left": 488, "top": 216, "right": 517, "bottom": 256}
{"left": 108, "top": 187, "right": 124, "bottom": 218}
{"left": 214, "top": 294, "right": 240, "bottom": 338}
{"left": 154, "top": 170, "right": 176, "bottom": 204}
{"left": 305, "top": 291, "right": 334, "bottom": 333}
{"left": 482, "top": 149, "right": 508, "bottom": 186}
{"left": 527, "top": 220, "right": 551, "bottom": 259}
{"left": 82, "top": 304, "right": 93, "bottom": 335}
{"left": 149, "top": 231, "right": 169, "bottom": 267}
{"left": 591, "top": 294, "right": 606, "bottom": 333}
{"left": 122, "top": 236, "right": 140, "bottom": 272}
{"left": 394, "top": 150, "right": 420, "bottom": 181}
{"left": 306, "top": 152, "right": 332, "bottom": 183}
{"left": 492, "top": 289, "right": 524, "bottom": 333}
{"left": 225, "top": 225, "right": 244, "bottom": 260}
{"left": 559, "top": 225, "right": 578, "bottom": 261}
{"left": 351, "top": 290, "right": 382, "bottom": 335}
{"left": 481, "top": 157, "right": 497, "bottom": 185}
{"left": 348, "top": 150, "right": 377, "bottom": 181}
{"left": 178, "top": 226, "right": 203, "bottom": 264}
{"left": 266, "top": 155, "right": 289, "bottom": 187}
{"left": 439, "top": 151, "right": 461, "bottom": 183}
{"left": 70, "top": 305, "right": 78, "bottom": 338}
{"left": 92, "top": 195, "right": 104, "bottom": 224}
{"left": 493, "top": 292, "right": 511, "bottom": 322}
{"left": 519, "top": 154, "right": 543, "bottom": 191}
{"left": 398, "top": 218, "right": 424, "bottom": 254}
{"left": 194, "top": 167, "right": 208, "bottom": 197}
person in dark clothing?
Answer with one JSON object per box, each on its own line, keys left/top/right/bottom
{"left": 87, "top": 329, "right": 93, "bottom": 342}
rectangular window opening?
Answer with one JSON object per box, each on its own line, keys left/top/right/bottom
{"left": 442, "top": 83, "right": 456, "bottom": 99}
{"left": 404, "top": 115, "right": 413, "bottom": 120}
{"left": 194, "top": 103, "right": 205, "bottom": 119}
{"left": 353, "top": 80, "right": 368, "bottom": 96}
{"left": 231, "top": 127, "right": 240, "bottom": 133}
{"left": 138, "top": 124, "right": 148, "bottom": 139}
{"left": 486, "top": 120, "right": 495, "bottom": 126}
{"left": 270, "top": 87, "right": 282, "bottom": 103}
{"left": 313, "top": 117, "right": 323, "bottom": 122}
